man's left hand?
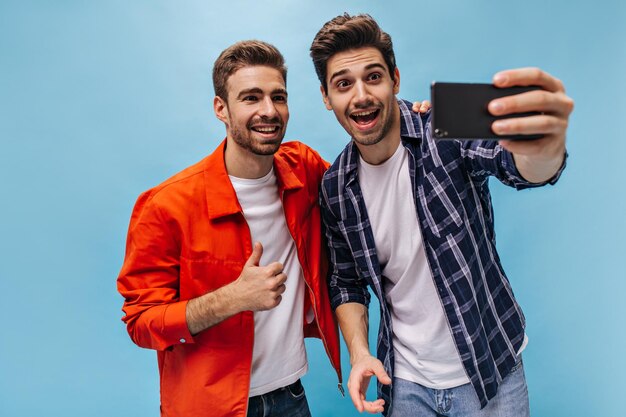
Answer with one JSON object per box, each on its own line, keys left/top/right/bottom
{"left": 412, "top": 100, "right": 431, "bottom": 114}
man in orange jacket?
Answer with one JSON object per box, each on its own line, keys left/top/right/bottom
{"left": 117, "top": 39, "right": 428, "bottom": 417}
{"left": 117, "top": 40, "right": 341, "bottom": 417}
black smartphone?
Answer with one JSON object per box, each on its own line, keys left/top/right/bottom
{"left": 431, "top": 82, "right": 543, "bottom": 140}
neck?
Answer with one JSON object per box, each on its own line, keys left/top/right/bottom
{"left": 224, "top": 139, "right": 274, "bottom": 179}
{"left": 355, "top": 104, "right": 402, "bottom": 165}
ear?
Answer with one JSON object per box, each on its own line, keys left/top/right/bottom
{"left": 393, "top": 67, "right": 400, "bottom": 95}
{"left": 214, "top": 96, "right": 229, "bottom": 125}
{"left": 320, "top": 85, "right": 332, "bottom": 111}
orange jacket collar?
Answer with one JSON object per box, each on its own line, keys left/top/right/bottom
{"left": 203, "top": 139, "right": 304, "bottom": 220}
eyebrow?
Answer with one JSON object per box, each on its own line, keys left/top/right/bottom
{"left": 328, "top": 63, "right": 388, "bottom": 85}
{"left": 236, "top": 87, "right": 288, "bottom": 100}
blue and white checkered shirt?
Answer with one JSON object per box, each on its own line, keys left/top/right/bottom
{"left": 320, "top": 99, "right": 566, "bottom": 412}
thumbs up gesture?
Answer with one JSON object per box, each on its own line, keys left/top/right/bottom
{"left": 233, "top": 242, "right": 288, "bottom": 312}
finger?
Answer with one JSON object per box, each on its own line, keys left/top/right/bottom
{"left": 348, "top": 380, "right": 365, "bottom": 413}
{"left": 362, "top": 399, "right": 385, "bottom": 414}
{"left": 420, "top": 100, "right": 431, "bottom": 112}
{"left": 245, "top": 242, "right": 263, "bottom": 267}
{"left": 275, "top": 283, "right": 287, "bottom": 295}
{"left": 488, "top": 90, "right": 573, "bottom": 117}
{"left": 491, "top": 114, "right": 566, "bottom": 136}
{"left": 263, "top": 294, "right": 283, "bottom": 310}
{"left": 371, "top": 360, "right": 392, "bottom": 385}
{"left": 265, "top": 262, "right": 284, "bottom": 275}
{"left": 411, "top": 101, "right": 423, "bottom": 113}
{"left": 493, "top": 67, "right": 565, "bottom": 93}
{"left": 272, "top": 272, "right": 288, "bottom": 288}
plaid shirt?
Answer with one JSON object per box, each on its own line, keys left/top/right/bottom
{"left": 320, "top": 99, "right": 566, "bottom": 412}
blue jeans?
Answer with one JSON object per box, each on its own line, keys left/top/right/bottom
{"left": 390, "top": 359, "right": 530, "bottom": 417}
{"left": 246, "top": 379, "right": 311, "bottom": 417}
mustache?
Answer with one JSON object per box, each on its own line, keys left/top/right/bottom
{"left": 349, "top": 100, "right": 382, "bottom": 113}
{"left": 353, "top": 100, "right": 376, "bottom": 109}
{"left": 247, "top": 116, "right": 283, "bottom": 128}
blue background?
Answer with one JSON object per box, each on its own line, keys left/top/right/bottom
{"left": 1, "top": 1, "right": 624, "bottom": 416}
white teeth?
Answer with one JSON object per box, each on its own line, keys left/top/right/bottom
{"left": 352, "top": 110, "right": 377, "bottom": 117}
{"left": 253, "top": 127, "right": 278, "bottom": 132}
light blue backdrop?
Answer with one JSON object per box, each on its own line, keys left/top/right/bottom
{"left": 1, "top": 1, "right": 624, "bottom": 416}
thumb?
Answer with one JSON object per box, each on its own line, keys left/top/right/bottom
{"left": 245, "top": 242, "right": 263, "bottom": 267}
{"left": 373, "top": 361, "right": 392, "bottom": 385}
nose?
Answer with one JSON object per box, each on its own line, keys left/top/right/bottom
{"left": 259, "top": 96, "right": 278, "bottom": 118}
{"left": 353, "top": 81, "right": 371, "bottom": 106}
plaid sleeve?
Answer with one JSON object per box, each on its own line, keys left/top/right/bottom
{"left": 459, "top": 140, "right": 567, "bottom": 190}
{"left": 319, "top": 183, "right": 370, "bottom": 310}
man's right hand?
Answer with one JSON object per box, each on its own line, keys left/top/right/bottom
{"left": 186, "top": 242, "right": 285, "bottom": 335}
{"left": 347, "top": 353, "right": 392, "bottom": 414}
{"left": 232, "top": 242, "right": 287, "bottom": 312}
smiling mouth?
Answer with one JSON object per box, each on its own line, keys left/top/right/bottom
{"left": 250, "top": 126, "right": 281, "bottom": 134}
{"left": 350, "top": 109, "right": 380, "bottom": 126}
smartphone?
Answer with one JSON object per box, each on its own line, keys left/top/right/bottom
{"left": 431, "top": 82, "right": 543, "bottom": 140}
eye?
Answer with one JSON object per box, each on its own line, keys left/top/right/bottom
{"left": 242, "top": 95, "right": 258, "bottom": 102}
{"left": 272, "top": 95, "right": 287, "bottom": 102}
{"left": 368, "top": 72, "right": 382, "bottom": 82}
{"left": 336, "top": 80, "right": 351, "bottom": 89}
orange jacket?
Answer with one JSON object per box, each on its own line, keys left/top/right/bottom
{"left": 118, "top": 140, "right": 341, "bottom": 417}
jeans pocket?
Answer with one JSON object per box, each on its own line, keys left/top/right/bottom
{"left": 285, "top": 380, "right": 306, "bottom": 399}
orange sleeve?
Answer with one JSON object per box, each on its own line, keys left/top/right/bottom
{"left": 117, "top": 191, "right": 194, "bottom": 350}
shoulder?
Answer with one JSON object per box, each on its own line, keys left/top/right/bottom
{"left": 131, "top": 156, "right": 208, "bottom": 219}
{"left": 398, "top": 98, "right": 430, "bottom": 136}
{"left": 275, "top": 140, "right": 330, "bottom": 189}
{"left": 321, "top": 141, "right": 353, "bottom": 195}
{"left": 277, "top": 140, "right": 328, "bottom": 169}
{"left": 148, "top": 157, "right": 206, "bottom": 199}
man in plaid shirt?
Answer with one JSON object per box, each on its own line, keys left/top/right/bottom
{"left": 310, "top": 14, "right": 573, "bottom": 416}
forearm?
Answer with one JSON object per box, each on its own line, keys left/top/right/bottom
{"left": 335, "top": 302, "right": 372, "bottom": 364}
{"left": 336, "top": 302, "right": 390, "bottom": 413}
{"left": 186, "top": 283, "right": 244, "bottom": 335}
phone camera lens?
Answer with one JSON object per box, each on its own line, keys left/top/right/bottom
{"left": 435, "top": 129, "right": 448, "bottom": 138}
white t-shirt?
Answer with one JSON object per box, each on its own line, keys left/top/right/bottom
{"left": 230, "top": 168, "right": 308, "bottom": 396}
{"left": 358, "top": 144, "right": 470, "bottom": 388}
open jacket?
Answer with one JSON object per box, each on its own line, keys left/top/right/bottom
{"left": 118, "top": 140, "right": 341, "bottom": 417}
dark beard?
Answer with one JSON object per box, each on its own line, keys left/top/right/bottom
{"left": 229, "top": 115, "right": 284, "bottom": 156}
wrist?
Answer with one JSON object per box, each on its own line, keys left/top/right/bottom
{"left": 216, "top": 281, "right": 244, "bottom": 316}
{"left": 350, "top": 349, "right": 373, "bottom": 366}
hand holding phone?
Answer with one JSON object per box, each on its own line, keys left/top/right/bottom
{"left": 431, "top": 68, "right": 574, "bottom": 184}
{"left": 431, "top": 82, "right": 543, "bottom": 140}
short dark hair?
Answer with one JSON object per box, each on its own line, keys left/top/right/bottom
{"left": 309, "top": 13, "right": 396, "bottom": 93}
{"left": 212, "top": 40, "right": 287, "bottom": 100}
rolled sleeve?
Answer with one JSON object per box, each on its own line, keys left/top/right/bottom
{"left": 501, "top": 147, "right": 568, "bottom": 190}
{"left": 461, "top": 140, "right": 568, "bottom": 190}
{"left": 162, "top": 301, "right": 194, "bottom": 345}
